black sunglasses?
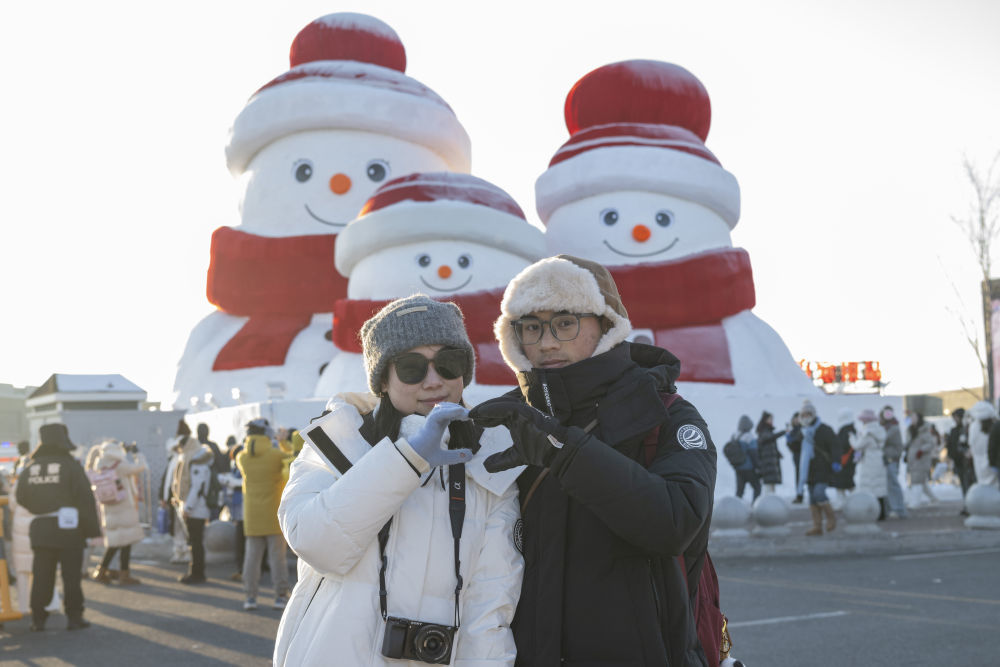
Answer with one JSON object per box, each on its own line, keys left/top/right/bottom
{"left": 392, "top": 348, "right": 469, "bottom": 385}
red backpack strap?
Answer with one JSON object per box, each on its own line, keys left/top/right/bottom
{"left": 642, "top": 392, "right": 682, "bottom": 466}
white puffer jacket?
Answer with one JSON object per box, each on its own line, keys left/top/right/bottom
{"left": 851, "top": 421, "right": 887, "bottom": 498}
{"left": 274, "top": 399, "right": 523, "bottom": 666}
{"left": 86, "top": 441, "right": 148, "bottom": 548}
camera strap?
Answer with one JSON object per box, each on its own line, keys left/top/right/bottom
{"left": 378, "top": 463, "right": 466, "bottom": 628}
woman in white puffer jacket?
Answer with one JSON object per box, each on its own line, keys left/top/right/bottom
{"left": 851, "top": 409, "right": 889, "bottom": 519}
{"left": 274, "top": 295, "right": 523, "bottom": 666}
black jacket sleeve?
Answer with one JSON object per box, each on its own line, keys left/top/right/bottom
{"left": 548, "top": 398, "right": 716, "bottom": 556}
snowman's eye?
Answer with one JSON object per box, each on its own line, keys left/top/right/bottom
{"left": 655, "top": 210, "right": 674, "bottom": 227}
{"left": 417, "top": 254, "right": 432, "bottom": 268}
{"left": 457, "top": 254, "right": 472, "bottom": 269}
{"left": 366, "top": 159, "right": 389, "bottom": 183}
{"left": 293, "top": 159, "right": 313, "bottom": 183}
{"left": 600, "top": 208, "right": 619, "bottom": 226}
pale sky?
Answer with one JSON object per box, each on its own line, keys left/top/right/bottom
{"left": 2, "top": 0, "right": 999, "bottom": 405}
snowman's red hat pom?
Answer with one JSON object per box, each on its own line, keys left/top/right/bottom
{"left": 564, "top": 60, "right": 711, "bottom": 140}
{"left": 289, "top": 13, "right": 406, "bottom": 72}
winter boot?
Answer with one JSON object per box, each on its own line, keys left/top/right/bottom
{"left": 878, "top": 497, "right": 889, "bottom": 521}
{"left": 91, "top": 567, "right": 113, "bottom": 585}
{"left": 30, "top": 610, "right": 48, "bottom": 632}
{"left": 118, "top": 570, "right": 141, "bottom": 586}
{"left": 805, "top": 505, "right": 823, "bottom": 536}
{"left": 821, "top": 502, "right": 837, "bottom": 532}
{"left": 66, "top": 616, "right": 91, "bottom": 631}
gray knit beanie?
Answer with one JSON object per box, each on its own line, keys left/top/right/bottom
{"left": 361, "top": 294, "right": 475, "bottom": 395}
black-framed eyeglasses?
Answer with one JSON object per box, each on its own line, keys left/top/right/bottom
{"left": 511, "top": 313, "right": 599, "bottom": 345}
{"left": 392, "top": 348, "right": 469, "bottom": 385}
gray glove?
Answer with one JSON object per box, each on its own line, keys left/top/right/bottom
{"left": 407, "top": 402, "right": 473, "bottom": 467}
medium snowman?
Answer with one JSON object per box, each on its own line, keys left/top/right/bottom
{"left": 172, "top": 13, "right": 471, "bottom": 409}
{"left": 314, "top": 171, "right": 545, "bottom": 405}
{"left": 536, "top": 60, "right": 816, "bottom": 398}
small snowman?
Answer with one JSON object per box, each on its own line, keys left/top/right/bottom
{"left": 536, "top": 60, "right": 816, "bottom": 397}
{"left": 172, "top": 13, "right": 471, "bottom": 409}
{"left": 315, "top": 171, "right": 545, "bottom": 404}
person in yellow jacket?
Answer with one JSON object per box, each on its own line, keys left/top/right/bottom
{"left": 236, "top": 418, "right": 291, "bottom": 611}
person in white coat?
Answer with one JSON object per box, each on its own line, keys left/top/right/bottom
{"left": 275, "top": 294, "right": 523, "bottom": 666}
{"left": 904, "top": 413, "right": 938, "bottom": 506}
{"left": 850, "top": 409, "right": 888, "bottom": 519}
{"left": 85, "top": 440, "right": 148, "bottom": 585}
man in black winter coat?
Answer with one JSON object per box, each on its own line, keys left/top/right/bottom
{"left": 470, "top": 255, "right": 718, "bottom": 667}
{"left": 15, "top": 423, "right": 101, "bottom": 631}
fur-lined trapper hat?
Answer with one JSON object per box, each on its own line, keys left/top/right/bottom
{"left": 494, "top": 254, "right": 632, "bottom": 372}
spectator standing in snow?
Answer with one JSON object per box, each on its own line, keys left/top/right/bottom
{"left": 731, "top": 415, "right": 761, "bottom": 501}
{"left": 851, "top": 409, "right": 889, "bottom": 519}
{"left": 236, "top": 418, "right": 290, "bottom": 611}
{"left": 799, "top": 402, "right": 840, "bottom": 536}
{"left": 786, "top": 412, "right": 804, "bottom": 503}
{"left": 904, "top": 412, "right": 938, "bottom": 506}
{"left": 945, "top": 408, "right": 974, "bottom": 514}
{"left": 170, "top": 420, "right": 214, "bottom": 584}
{"left": 829, "top": 408, "right": 856, "bottom": 509}
{"left": 880, "top": 406, "right": 907, "bottom": 519}
{"left": 86, "top": 440, "right": 148, "bottom": 585}
{"left": 755, "top": 411, "right": 785, "bottom": 495}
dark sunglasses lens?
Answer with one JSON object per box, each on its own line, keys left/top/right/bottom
{"left": 394, "top": 354, "right": 429, "bottom": 384}
{"left": 433, "top": 349, "right": 468, "bottom": 380}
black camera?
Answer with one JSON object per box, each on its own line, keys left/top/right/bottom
{"left": 381, "top": 616, "right": 456, "bottom": 664}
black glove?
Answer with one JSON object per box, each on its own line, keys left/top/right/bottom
{"left": 469, "top": 397, "right": 569, "bottom": 472}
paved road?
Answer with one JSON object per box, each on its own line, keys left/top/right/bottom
{"left": 716, "top": 547, "right": 998, "bottom": 665}
{"left": 1, "top": 558, "right": 288, "bottom": 666}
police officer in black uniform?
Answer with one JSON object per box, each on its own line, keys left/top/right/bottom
{"left": 15, "top": 423, "right": 100, "bottom": 631}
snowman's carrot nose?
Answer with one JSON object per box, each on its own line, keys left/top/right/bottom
{"left": 329, "top": 173, "right": 351, "bottom": 195}
{"left": 632, "top": 224, "right": 651, "bottom": 242}
{"left": 438, "top": 265, "right": 452, "bottom": 279}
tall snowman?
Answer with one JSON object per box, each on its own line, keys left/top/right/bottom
{"left": 172, "top": 13, "right": 471, "bottom": 409}
{"left": 315, "top": 171, "right": 545, "bottom": 405}
{"left": 536, "top": 60, "right": 816, "bottom": 398}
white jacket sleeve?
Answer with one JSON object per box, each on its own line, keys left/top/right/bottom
{"left": 278, "top": 437, "right": 424, "bottom": 578}
{"left": 454, "top": 483, "right": 523, "bottom": 666}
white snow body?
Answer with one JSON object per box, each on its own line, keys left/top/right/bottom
{"left": 172, "top": 130, "right": 450, "bottom": 409}
{"left": 544, "top": 189, "right": 817, "bottom": 399}
{"left": 314, "top": 240, "right": 532, "bottom": 405}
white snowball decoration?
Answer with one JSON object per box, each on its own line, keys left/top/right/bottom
{"left": 751, "top": 494, "right": 790, "bottom": 536}
{"left": 711, "top": 496, "right": 752, "bottom": 537}
{"left": 204, "top": 520, "right": 237, "bottom": 564}
{"left": 964, "top": 483, "right": 1000, "bottom": 530}
{"left": 843, "top": 490, "right": 881, "bottom": 534}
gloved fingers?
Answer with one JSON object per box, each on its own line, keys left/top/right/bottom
{"left": 427, "top": 448, "right": 475, "bottom": 467}
{"left": 469, "top": 401, "right": 520, "bottom": 427}
{"left": 427, "top": 402, "right": 470, "bottom": 425}
{"left": 483, "top": 447, "right": 525, "bottom": 473}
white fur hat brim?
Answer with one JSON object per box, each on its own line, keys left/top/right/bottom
{"left": 495, "top": 256, "right": 632, "bottom": 372}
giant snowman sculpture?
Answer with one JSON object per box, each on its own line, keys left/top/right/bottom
{"left": 536, "top": 60, "right": 816, "bottom": 399}
{"left": 314, "top": 171, "right": 545, "bottom": 405}
{"left": 172, "top": 13, "right": 471, "bottom": 410}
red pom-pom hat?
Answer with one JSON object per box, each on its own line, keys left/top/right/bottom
{"left": 226, "top": 13, "right": 471, "bottom": 175}
{"left": 535, "top": 60, "right": 740, "bottom": 228}
{"left": 335, "top": 172, "right": 545, "bottom": 277}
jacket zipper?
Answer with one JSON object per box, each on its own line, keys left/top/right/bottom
{"left": 540, "top": 371, "right": 555, "bottom": 416}
{"left": 648, "top": 559, "right": 661, "bottom": 622}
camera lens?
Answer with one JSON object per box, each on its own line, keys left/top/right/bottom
{"left": 413, "top": 625, "right": 451, "bottom": 662}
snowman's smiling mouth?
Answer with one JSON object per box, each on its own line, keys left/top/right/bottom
{"left": 603, "top": 237, "right": 679, "bottom": 258}
{"left": 304, "top": 204, "right": 347, "bottom": 227}
{"left": 420, "top": 275, "right": 473, "bottom": 292}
